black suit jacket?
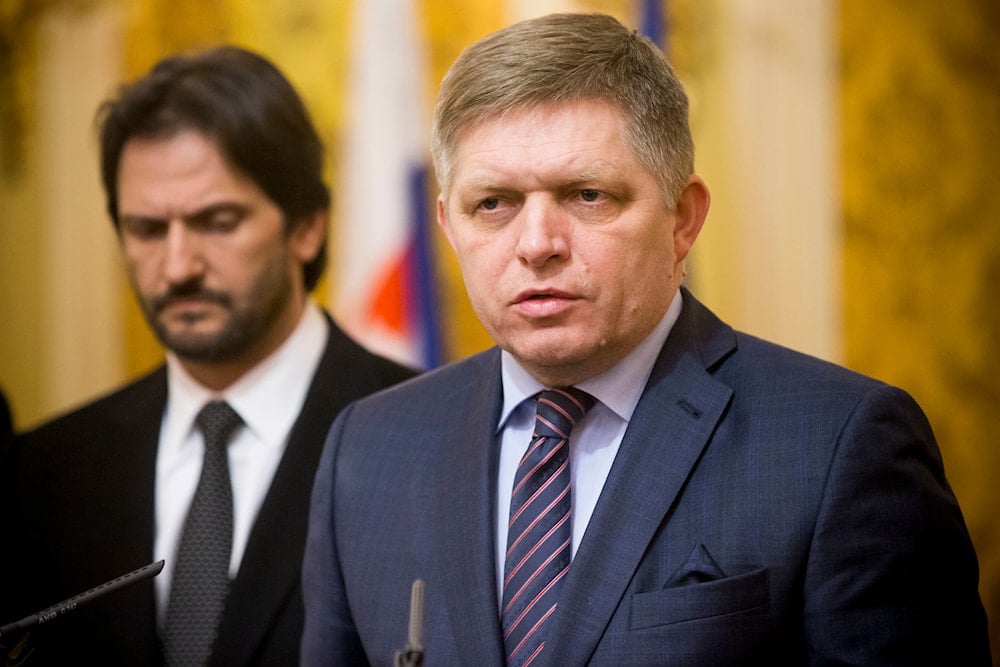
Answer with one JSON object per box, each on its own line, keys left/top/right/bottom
{"left": 2, "top": 315, "right": 415, "bottom": 665}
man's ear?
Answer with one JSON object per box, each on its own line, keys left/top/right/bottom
{"left": 673, "top": 175, "right": 710, "bottom": 263}
{"left": 436, "top": 194, "right": 456, "bottom": 251}
{"left": 291, "top": 209, "right": 329, "bottom": 264}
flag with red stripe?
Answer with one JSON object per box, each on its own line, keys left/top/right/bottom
{"left": 333, "top": 0, "right": 441, "bottom": 369}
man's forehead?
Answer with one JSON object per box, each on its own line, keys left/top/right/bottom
{"left": 459, "top": 98, "right": 624, "bottom": 135}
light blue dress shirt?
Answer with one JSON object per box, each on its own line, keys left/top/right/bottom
{"left": 494, "top": 291, "right": 683, "bottom": 604}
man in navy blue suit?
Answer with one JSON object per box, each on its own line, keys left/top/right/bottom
{"left": 302, "top": 13, "right": 990, "bottom": 665}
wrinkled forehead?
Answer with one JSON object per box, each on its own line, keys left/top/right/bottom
{"left": 443, "top": 97, "right": 633, "bottom": 183}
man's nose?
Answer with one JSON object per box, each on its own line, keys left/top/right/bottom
{"left": 163, "top": 223, "right": 206, "bottom": 284}
{"left": 515, "top": 197, "right": 570, "bottom": 268}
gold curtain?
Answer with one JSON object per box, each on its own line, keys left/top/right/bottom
{"left": 841, "top": 0, "right": 1000, "bottom": 651}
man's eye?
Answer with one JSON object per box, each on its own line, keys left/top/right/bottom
{"left": 122, "top": 219, "right": 166, "bottom": 239}
{"left": 193, "top": 212, "right": 242, "bottom": 233}
{"left": 207, "top": 216, "right": 239, "bottom": 231}
{"left": 580, "top": 189, "right": 602, "bottom": 202}
{"left": 478, "top": 197, "right": 500, "bottom": 211}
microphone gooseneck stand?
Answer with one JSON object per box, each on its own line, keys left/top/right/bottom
{"left": 1, "top": 560, "right": 165, "bottom": 666}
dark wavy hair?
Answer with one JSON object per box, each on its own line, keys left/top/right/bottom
{"left": 97, "top": 45, "right": 330, "bottom": 291}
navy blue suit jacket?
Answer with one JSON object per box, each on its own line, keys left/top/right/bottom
{"left": 302, "top": 290, "right": 989, "bottom": 665}
{"left": 2, "top": 315, "right": 415, "bottom": 666}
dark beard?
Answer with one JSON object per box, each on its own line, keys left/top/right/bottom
{"left": 141, "top": 257, "right": 293, "bottom": 363}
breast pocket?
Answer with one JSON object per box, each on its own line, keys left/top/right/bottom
{"left": 629, "top": 567, "right": 770, "bottom": 630}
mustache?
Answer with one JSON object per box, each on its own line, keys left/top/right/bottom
{"left": 150, "top": 281, "right": 231, "bottom": 314}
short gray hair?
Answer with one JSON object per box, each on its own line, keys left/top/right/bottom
{"left": 431, "top": 12, "right": 694, "bottom": 204}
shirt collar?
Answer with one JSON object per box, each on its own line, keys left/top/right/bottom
{"left": 165, "top": 301, "right": 329, "bottom": 446}
{"left": 498, "top": 290, "right": 683, "bottom": 430}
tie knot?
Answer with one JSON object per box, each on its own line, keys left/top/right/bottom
{"left": 534, "top": 387, "right": 596, "bottom": 440}
{"left": 195, "top": 400, "right": 243, "bottom": 450}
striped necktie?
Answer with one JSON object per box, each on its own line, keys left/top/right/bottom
{"left": 501, "top": 387, "right": 596, "bottom": 666}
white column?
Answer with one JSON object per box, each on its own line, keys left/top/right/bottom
{"left": 690, "top": 0, "right": 841, "bottom": 362}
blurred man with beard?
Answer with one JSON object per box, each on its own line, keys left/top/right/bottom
{"left": 1, "top": 46, "right": 415, "bottom": 666}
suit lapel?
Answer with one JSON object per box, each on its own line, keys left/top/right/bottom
{"left": 545, "top": 291, "right": 736, "bottom": 665}
{"left": 212, "top": 316, "right": 406, "bottom": 665}
{"left": 432, "top": 350, "right": 507, "bottom": 666}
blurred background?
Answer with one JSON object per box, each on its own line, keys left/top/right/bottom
{"left": 1, "top": 0, "right": 997, "bottom": 656}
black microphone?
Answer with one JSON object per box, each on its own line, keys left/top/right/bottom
{"left": 393, "top": 579, "right": 425, "bottom": 667}
{"left": 1, "top": 560, "right": 165, "bottom": 664}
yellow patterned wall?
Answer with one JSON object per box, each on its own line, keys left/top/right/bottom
{"left": 841, "top": 0, "right": 1000, "bottom": 653}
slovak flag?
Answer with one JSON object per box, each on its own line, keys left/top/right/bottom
{"left": 332, "top": 0, "right": 441, "bottom": 369}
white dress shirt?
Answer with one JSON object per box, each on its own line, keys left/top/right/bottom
{"left": 154, "top": 301, "right": 329, "bottom": 621}
{"left": 495, "top": 291, "right": 683, "bottom": 604}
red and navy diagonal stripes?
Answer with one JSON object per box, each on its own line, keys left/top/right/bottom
{"left": 501, "top": 387, "right": 596, "bottom": 666}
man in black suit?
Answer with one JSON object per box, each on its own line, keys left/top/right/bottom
{"left": 1, "top": 46, "right": 414, "bottom": 666}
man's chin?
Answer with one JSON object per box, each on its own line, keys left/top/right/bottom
{"left": 153, "top": 327, "right": 241, "bottom": 363}
{"left": 505, "top": 329, "right": 591, "bottom": 362}
{"left": 505, "top": 340, "right": 603, "bottom": 384}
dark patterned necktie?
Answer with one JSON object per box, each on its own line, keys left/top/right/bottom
{"left": 501, "top": 387, "right": 596, "bottom": 666}
{"left": 163, "top": 400, "right": 243, "bottom": 666}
